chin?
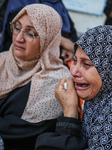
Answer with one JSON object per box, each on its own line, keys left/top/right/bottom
{"left": 76, "top": 91, "right": 91, "bottom": 101}
{"left": 79, "top": 96, "right": 90, "bottom": 101}
{"left": 14, "top": 54, "right": 22, "bottom": 59}
{"left": 14, "top": 51, "right": 23, "bottom": 59}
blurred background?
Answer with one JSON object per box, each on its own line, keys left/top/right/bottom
{"left": 63, "top": 0, "right": 106, "bottom": 38}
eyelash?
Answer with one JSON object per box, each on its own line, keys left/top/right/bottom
{"left": 72, "top": 59, "right": 93, "bottom": 66}
{"left": 83, "top": 63, "right": 92, "bottom": 66}
{"left": 15, "top": 27, "right": 20, "bottom": 31}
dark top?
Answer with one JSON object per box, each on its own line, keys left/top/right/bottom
{"left": 104, "top": 0, "right": 112, "bottom": 25}
{"left": 0, "top": 82, "right": 87, "bottom": 150}
{"left": 0, "top": 82, "right": 56, "bottom": 150}
{"left": 35, "top": 117, "right": 88, "bottom": 150}
{"left": 0, "top": 0, "right": 8, "bottom": 32}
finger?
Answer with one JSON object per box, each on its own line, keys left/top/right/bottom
{"left": 55, "top": 79, "right": 67, "bottom": 99}
{"left": 56, "top": 78, "right": 67, "bottom": 90}
{"left": 66, "top": 78, "right": 75, "bottom": 91}
{"left": 61, "top": 50, "right": 66, "bottom": 57}
{"left": 64, "top": 57, "right": 72, "bottom": 63}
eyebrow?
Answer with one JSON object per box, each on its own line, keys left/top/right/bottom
{"left": 74, "top": 55, "right": 91, "bottom": 61}
{"left": 17, "top": 20, "right": 35, "bottom": 29}
{"left": 81, "top": 57, "right": 91, "bottom": 61}
{"left": 27, "top": 25, "right": 35, "bottom": 29}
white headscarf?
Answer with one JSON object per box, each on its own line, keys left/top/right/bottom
{"left": 0, "top": 4, "right": 71, "bottom": 123}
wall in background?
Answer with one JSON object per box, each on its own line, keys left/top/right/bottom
{"left": 68, "top": 11, "right": 106, "bottom": 38}
{"left": 62, "top": 0, "right": 106, "bottom": 38}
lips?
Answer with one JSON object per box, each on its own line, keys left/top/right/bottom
{"left": 75, "top": 82, "right": 89, "bottom": 90}
{"left": 14, "top": 44, "right": 25, "bottom": 50}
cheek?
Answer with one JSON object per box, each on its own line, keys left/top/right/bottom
{"left": 70, "top": 63, "right": 75, "bottom": 75}
{"left": 12, "top": 34, "right": 16, "bottom": 42}
{"left": 70, "top": 66, "right": 73, "bottom": 75}
{"left": 92, "top": 74, "right": 102, "bottom": 92}
{"left": 33, "top": 39, "right": 40, "bottom": 51}
{"left": 86, "top": 69, "right": 102, "bottom": 96}
{"left": 27, "top": 42, "right": 40, "bottom": 58}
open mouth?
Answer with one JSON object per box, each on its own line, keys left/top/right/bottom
{"left": 75, "top": 83, "right": 89, "bottom": 90}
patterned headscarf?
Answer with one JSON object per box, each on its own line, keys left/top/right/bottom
{"left": 0, "top": 4, "right": 71, "bottom": 123}
{"left": 75, "top": 25, "right": 112, "bottom": 150}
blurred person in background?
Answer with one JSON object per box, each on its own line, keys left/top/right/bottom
{"left": 0, "top": 0, "right": 8, "bottom": 44}
{"left": 104, "top": 0, "right": 112, "bottom": 25}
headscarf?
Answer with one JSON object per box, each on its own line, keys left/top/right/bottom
{"left": 0, "top": 4, "right": 71, "bottom": 123}
{"left": 75, "top": 25, "right": 112, "bottom": 150}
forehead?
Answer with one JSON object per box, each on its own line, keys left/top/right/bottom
{"left": 75, "top": 46, "right": 90, "bottom": 60}
{"left": 17, "top": 13, "right": 33, "bottom": 26}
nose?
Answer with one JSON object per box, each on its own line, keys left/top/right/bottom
{"left": 70, "top": 62, "right": 82, "bottom": 78}
{"left": 15, "top": 31, "right": 25, "bottom": 42}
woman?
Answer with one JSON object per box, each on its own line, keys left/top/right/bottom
{"left": 0, "top": 0, "right": 77, "bottom": 68}
{"left": 35, "top": 25, "right": 112, "bottom": 149}
{"left": 0, "top": 4, "right": 71, "bottom": 150}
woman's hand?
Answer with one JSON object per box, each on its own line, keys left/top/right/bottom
{"left": 55, "top": 78, "right": 78, "bottom": 119}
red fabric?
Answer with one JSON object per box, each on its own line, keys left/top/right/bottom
{"left": 67, "top": 61, "right": 72, "bottom": 68}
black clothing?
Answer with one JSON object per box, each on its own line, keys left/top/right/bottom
{"left": 0, "top": 82, "right": 56, "bottom": 150}
{"left": 61, "top": 13, "right": 78, "bottom": 43}
{"left": 0, "top": 82, "right": 87, "bottom": 150}
{"left": 0, "top": 0, "right": 8, "bottom": 32}
{"left": 35, "top": 117, "right": 88, "bottom": 150}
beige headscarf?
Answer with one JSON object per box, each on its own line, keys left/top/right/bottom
{"left": 0, "top": 4, "right": 71, "bottom": 123}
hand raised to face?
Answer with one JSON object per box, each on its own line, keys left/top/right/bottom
{"left": 55, "top": 78, "right": 78, "bottom": 119}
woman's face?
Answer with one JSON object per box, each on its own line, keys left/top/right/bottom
{"left": 12, "top": 13, "right": 40, "bottom": 61}
{"left": 70, "top": 46, "right": 102, "bottom": 100}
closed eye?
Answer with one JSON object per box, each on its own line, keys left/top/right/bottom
{"left": 27, "top": 32, "right": 34, "bottom": 38}
{"left": 72, "top": 58, "right": 77, "bottom": 65}
{"left": 15, "top": 27, "right": 21, "bottom": 31}
{"left": 84, "top": 63, "right": 92, "bottom": 66}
